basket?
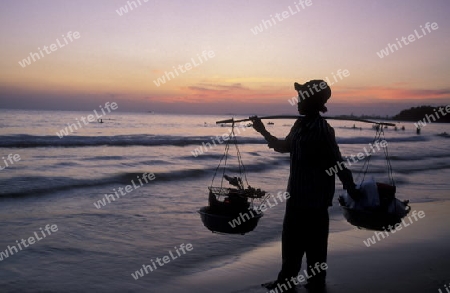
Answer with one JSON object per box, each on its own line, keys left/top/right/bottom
{"left": 340, "top": 202, "right": 410, "bottom": 231}
{"left": 198, "top": 206, "right": 263, "bottom": 235}
{"left": 339, "top": 183, "right": 411, "bottom": 231}
{"left": 198, "top": 120, "right": 268, "bottom": 235}
{"left": 339, "top": 125, "right": 411, "bottom": 231}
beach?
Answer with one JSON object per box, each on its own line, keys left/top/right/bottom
{"left": 2, "top": 1, "right": 450, "bottom": 291}
{"left": 160, "top": 200, "right": 450, "bottom": 293}
{"left": 0, "top": 110, "right": 449, "bottom": 292}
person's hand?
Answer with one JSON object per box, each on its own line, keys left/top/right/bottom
{"left": 347, "top": 185, "right": 363, "bottom": 201}
{"left": 250, "top": 116, "right": 266, "bottom": 133}
{"left": 267, "top": 140, "right": 277, "bottom": 149}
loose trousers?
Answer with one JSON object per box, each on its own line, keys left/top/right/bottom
{"left": 277, "top": 206, "right": 329, "bottom": 284}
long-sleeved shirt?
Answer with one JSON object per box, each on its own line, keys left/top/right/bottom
{"left": 282, "top": 114, "right": 354, "bottom": 209}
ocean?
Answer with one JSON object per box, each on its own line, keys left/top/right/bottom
{"left": 0, "top": 109, "right": 449, "bottom": 292}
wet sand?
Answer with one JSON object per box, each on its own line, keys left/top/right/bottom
{"left": 158, "top": 200, "right": 450, "bottom": 293}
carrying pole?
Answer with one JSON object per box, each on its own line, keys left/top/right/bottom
{"left": 216, "top": 115, "right": 396, "bottom": 127}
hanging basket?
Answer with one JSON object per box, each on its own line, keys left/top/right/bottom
{"left": 340, "top": 204, "right": 410, "bottom": 231}
{"left": 198, "top": 120, "right": 269, "bottom": 235}
{"left": 198, "top": 206, "right": 263, "bottom": 235}
{"left": 339, "top": 126, "right": 411, "bottom": 231}
{"left": 339, "top": 183, "right": 411, "bottom": 231}
{"left": 199, "top": 178, "right": 268, "bottom": 235}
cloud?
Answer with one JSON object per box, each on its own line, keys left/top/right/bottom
{"left": 1, "top": 81, "right": 449, "bottom": 116}
{"left": 186, "top": 82, "right": 250, "bottom": 93}
{"left": 334, "top": 86, "right": 450, "bottom": 102}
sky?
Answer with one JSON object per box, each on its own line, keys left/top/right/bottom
{"left": 0, "top": 0, "right": 449, "bottom": 116}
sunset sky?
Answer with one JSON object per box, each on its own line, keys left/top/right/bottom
{"left": 0, "top": 0, "right": 449, "bottom": 115}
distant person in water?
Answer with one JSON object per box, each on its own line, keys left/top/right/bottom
{"left": 251, "top": 80, "right": 360, "bottom": 292}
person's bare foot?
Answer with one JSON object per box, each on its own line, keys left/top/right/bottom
{"left": 304, "top": 280, "right": 326, "bottom": 292}
{"left": 261, "top": 280, "right": 298, "bottom": 292}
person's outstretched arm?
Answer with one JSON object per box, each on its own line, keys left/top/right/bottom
{"left": 250, "top": 117, "right": 290, "bottom": 153}
{"left": 323, "top": 123, "right": 362, "bottom": 199}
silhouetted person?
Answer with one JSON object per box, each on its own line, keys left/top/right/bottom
{"left": 416, "top": 126, "right": 421, "bottom": 134}
{"left": 252, "top": 80, "right": 360, "bottom": 292}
